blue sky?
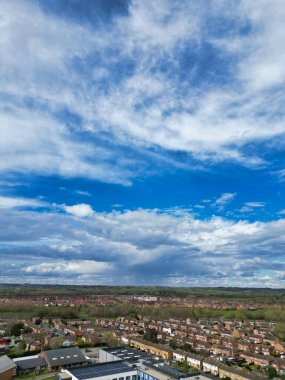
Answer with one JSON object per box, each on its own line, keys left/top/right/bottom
{"left": 1, "top": 0, "right": 285, "bottom": 287}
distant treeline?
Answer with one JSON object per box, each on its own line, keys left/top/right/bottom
{"left": 1, "top": 303, "right": 285, "bottom": 323}
{"left": 0, "top": 284, "right": 285, "bottom": 303}
{"left": 85, "top": 305, "right": 285, "bottom": 323}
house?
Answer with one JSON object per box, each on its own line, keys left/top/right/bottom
{"left": 14, "top": 356, "right": 47, "bottom": 375}
{"left": 64, "top": 326, "right": 79, "bottom": 336}
{"left": 39, "top": 346, "right": 87, "bottom": 371}
{"left": 232, "top": 329, "right": 241, "bottom": 338}
{"left": 239, "top": 352, "right": 274, "bottom": 367}
{"left": 202, "top": 358, "right": 220, "bottom": 375}
{"left": 186, "top": 352, "right": 204, "bottom": 369}
{"left": 195, "top": 339, "right": 211, "bottom": 351}
{"left": 272, "top": 358, "right": 285, "bottom": 374}
{"left": 0, "top": 355, "right": 17, "bottom": 380}
{"left": 275, "top": 341, "right": 285, "bottom": 354}
{"left": 238, "top": 341, "right": 254, "bottom": 352}
{"left": 173, "top": 349, "right": 188, "bottom": 362}
{"left": 219, "top": 363, "right": 266, "bottom": 380}
{"left": 212, "top": 345, "right": 234, "bottom": 357}
{"left": 129, "top": 338, "right": 173, "bottom": 360}
{"left": 256, "top": 345, "right": 274, "bottom": 356}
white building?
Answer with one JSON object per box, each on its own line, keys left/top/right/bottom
{"left": 186, "top": 353, "right": 204, "bottom": 369}
{"left": 202, "top": 358, "right": 220, "bottom": 376}
{"left": 61, "top": 361, "right": 137, "bottom": 380}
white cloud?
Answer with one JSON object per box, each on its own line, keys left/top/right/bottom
{"left": 0, "top": 195, "right": 45, "bottom": 209}
{"left": 240, "top": 206, "right": 253, "bottom": 213}
{"left": 239, "top": 0, "right": 285, "bottom": 91}
{"left": 76, "top": 190, "right": 91, "bottom": 197}
{"left": 25, "top": 260, "right": 112, "bottom": 275}
{"left": 245, "top": 202, "right": 265, "bottom": 207}
{"left": 276, "top": 271, "right": 285, "bottom": 280}
{"left": 0, "top": 0, "right": 284, "bottom": 185}
{"left": 64, "top": 203, "right": 94, "bottom": 218}
{"left": 215, "top": 192, "right": 236, "bottom": 206}
{"left": 1, "top": 206, "right": 285, "bottom": 286}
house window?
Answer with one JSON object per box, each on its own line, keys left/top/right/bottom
{"left": 126, "top": 376, "right": 131, "bottom": 380}
{"left": 132, "top": 376, "right": 137, "bottom": 380}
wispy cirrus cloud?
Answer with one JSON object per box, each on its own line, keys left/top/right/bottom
{"left": 1, "top": 0, "right": 285, "bottom": 187}
{"left": 215, "top": 192, "right": 236, "bottom": 208}
{"left": 245, "top": 202, "right": 266, "bottom": 208}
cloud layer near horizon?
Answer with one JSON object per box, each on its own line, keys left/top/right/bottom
{"left": 0, "top": 198, "right": 285, "bottom": 287}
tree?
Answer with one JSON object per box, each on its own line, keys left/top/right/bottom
{"left": 18, "top": 340, "right": 27, "bottom": 351}
{"left": 267, "top": 366, "right": 277, "bottom": 379}
{"left": 274, "top": 323, "right": 285, "bottom": 340}
{"left": 10, "top": 322, "right": 24, "bottom": 337}
{"left": 144, "top": 328, "right": 158, "bottom": 343}
{"left": 128, "top": 311, "right": 139, "bottom": 320}
{"left": 76, "top": 337, "right": 85, "bottom": 346}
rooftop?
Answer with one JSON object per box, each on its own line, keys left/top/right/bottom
{"left": 0, "top": 355, "right": 16, "bottom": 374}
{"left": 102, "top": 347, "right": 150, "bottom": 362}
{"left": 43, "top": 346, "right": 86, "bottom": 367}
{"left": 15, "top": 357, "right": 47, "bottom": 370}
{"left": 67, "top": 361, "right": 136, "bottom": 380}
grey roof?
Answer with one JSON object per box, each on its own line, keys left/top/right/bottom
{"left": 44, "top": 347, "right": 86, "bottom": 367}
{"left": 102, "top": 347, "right": 150, "bottom": 362}
{"left": 145, "top": 361, "right": 194, "bottom": 380}
{"left": 0, "top": 355, "right": 16, "bottom": 373}
{"left": 203, "top": 358, "right": 221, "bottom": 366}
{"left": 16, "top": 357, "right": 47, "bottom": 370}
{"left": 68, "top": 361, "right": 135, "bottom": 380}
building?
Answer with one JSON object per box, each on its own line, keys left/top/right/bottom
{"left": 186, "top": 353, "right": 204, "bottom": 370}
{"left": 218, "top": 363, "right": 266, "bottom": 380}
{"left": 202, "top": 358, "right": 220, "bottom": 376}
{"left": 129, "top": 338, "right": 173, "bottom": 360}
{"left": 40, "top": 346, "right": 88, "bottom": 371}
{"left": 239, "top": 352, "right": 274, "bottom": 367}
{"left": 14, "top": 356, "right": 47, "bottom": 375}
{"left": 62, "top": 360, "right": 138, "bottom": 380}
{"left": 173, "top": 350, "right": 188, "bottom": 362}
{"left": 139, "top": 360, "right": 196, "bottom": 380}
{"left": 99, "top": 347, "right": 149, "bottom": 363}
{"left": 99, "top": 346, "right": 194, "bottom": 380}
{"left": 0, "top": 355, "right": 17, "bottom": 380}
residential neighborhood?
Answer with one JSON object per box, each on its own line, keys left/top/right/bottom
{"left": 1, "top": 311, "right": 285, "bottom": 380}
